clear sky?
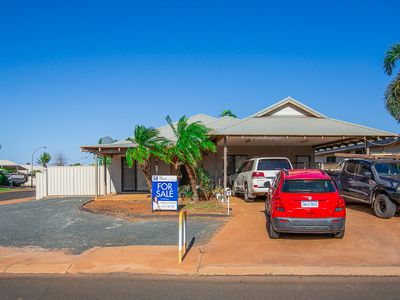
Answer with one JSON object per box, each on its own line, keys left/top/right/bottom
{"left": 1, "top": 0, "right": 399, "bottom": 165}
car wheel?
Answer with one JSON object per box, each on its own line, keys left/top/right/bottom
{"left": 373, "top": 194, "right": 396, "bottom": 219}
{"left": 243, "top": 184, "right": 254, "bottom": 202}
{"left": 266, "top": 216, "right": 280, "bottom": 239}
{"left": 333, "top": 228, "right": 345, "bottom": 239}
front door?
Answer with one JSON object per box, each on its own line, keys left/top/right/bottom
{"left": 296, "top": 155, "right": 311, "bottom": 169}
{"left": 121, "top": 158, "right": 149, "bottom": 192}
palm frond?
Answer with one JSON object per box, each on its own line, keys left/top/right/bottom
{"left": 384, "top": 73, "right": 400, "bottom": 122}
{"left": 384, "top": 43, "right": 400, "bottom": 76}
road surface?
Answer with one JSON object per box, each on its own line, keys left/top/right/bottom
{"left": 0, "top": 190, "right": 35, "bottom": 201}
{"left": 0, "top": 275, "right": 399, "bottom": 300}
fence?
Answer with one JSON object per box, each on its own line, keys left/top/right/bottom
{"left": 36, "top": 165, "right": 111, "bottom": 200}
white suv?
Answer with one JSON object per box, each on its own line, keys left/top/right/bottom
{"left": 233, "top": 157, "right": 293, "bottom": 201}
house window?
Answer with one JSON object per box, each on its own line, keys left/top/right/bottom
{"left": 326, "top": 156, "right": 336, "bottom": 163}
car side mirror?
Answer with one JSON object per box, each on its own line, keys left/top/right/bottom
{"left": 265, "top": 181, "right": 271, "bottom": 188}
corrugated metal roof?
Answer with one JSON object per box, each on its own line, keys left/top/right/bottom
{"left": 81, "top": 98, "right": 398, "bottom": 153}
{"left": 212, "top": 116, "right": 397, "bottom": 137}
{"left": 82, "top": 114, "right": 221, "bottom": 149}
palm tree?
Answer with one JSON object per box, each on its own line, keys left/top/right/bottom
{"left": 384, "top": 43, "right": 400, "bottom": 121}
{"left": 36, "top": 152, "right": 51, "bottom": 168}
{"left": 166, "top": 115, "right": 216, "bottom": 202}
{"left": 220, "top": 109, "right": 237, "bottom": 118}
{"left": 125, "top": 125, "right": 170, "bottom": 191}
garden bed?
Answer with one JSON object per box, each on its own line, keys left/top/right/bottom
{"left": 82, "top": 197, "right": 228, "bottom": 219}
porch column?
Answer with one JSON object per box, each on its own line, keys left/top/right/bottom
{"left": 94, "top": 154, "right": 98, "bottom": 198}
{"left": 103, "top": 156, "right": 107, "bottom": 195}
{"left": 223, "top": 136, "right": 228, "bottom": 191}
{"left": 364, "top": 137, "right": 371, "bottom": 156}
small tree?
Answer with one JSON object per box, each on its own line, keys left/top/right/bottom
{"left": 166, "top": 115, "right": 216, "bottom": 202}
{"left": 53, "top": 151, "right": 68, "bottom": 166}
{"left": 383, "top": 43, "right": 400, "bottom": 121}
{"left": 220, "top": 109, "right": 237, "bottom": 118}
{"left": 36, "top": 152, "right": 51, "bottom": 168}
{"left": 126, "top": 125, "right": 170, "bottom": 191}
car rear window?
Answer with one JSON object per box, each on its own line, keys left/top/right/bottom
{"left": 281, "top": 180, "right": 336, "bottom": 193}
{"left": 257, "top": 159, "right": 291, "bottom": 171}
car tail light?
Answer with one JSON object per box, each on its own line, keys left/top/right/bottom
{"left": 252, "top": 171, "right": 264, "bottom": 179}
{"left": 335, "top": 197, "right": 345, "bottom": 212}
{"left": 274, "top": 199, "right": 285, "bottom": 212}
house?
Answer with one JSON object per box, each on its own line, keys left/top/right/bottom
{"left": 81, "top": 97, "right": 399, "bottom": 195}
{"left": 315, "top": 137, "right": 400, "bottom": 168}
{"left": 0, "top": 160, "right": 28, "bottom": 172}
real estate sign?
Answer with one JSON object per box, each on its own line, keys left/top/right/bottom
{"left": 151, "top": 175, "right": 178, "bottom": 211}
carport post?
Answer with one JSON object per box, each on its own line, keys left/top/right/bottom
{"left": 103, "top": 156, "right": 107, "bottom": 196}
{"left": 94, "top": 154, "right": 98, "bottom": 198}
{"left": 223, "top": 136, "right": 228, "bottom": 193}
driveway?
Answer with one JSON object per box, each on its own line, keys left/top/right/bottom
{"left": 0, "top": 197, "right": 225, "bottom": 254}
{"left": 0, "top": 190, "right": 35, "bottom": 201}
{"left": 200, "top": 197, "right": 400, "bottom": 273}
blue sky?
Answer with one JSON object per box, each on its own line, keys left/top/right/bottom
{"left": 1, "top": 0, "right": 399, "bottom": 164}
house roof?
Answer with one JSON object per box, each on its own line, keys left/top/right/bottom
{"left": 212, "top": 97, "right": 397, "bottom": 137}
{"left": 0, "top": 160, "right": 27, "bottom": 170}
{"left": 212, "top": 115, "right": 396, "bottom": 137}
{"left": 81, "top": 97, "right": 398, "bottom": 154}
{"left": 81, "top": 114, "right": 223, "bottom": 151}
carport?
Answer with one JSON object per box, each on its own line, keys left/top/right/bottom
{"left": 211, "top": 98, "right": 399, "bottom": 191}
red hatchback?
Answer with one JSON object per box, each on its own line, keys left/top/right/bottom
{"left": 265, "top": 169, "right": 346, "bottom": 239}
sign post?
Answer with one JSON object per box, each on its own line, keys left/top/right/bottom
{"left": 151, "top": 175, "right": 178, "bottom": 211}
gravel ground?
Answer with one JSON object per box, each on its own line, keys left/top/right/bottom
{"left": 0, "top": 197, "right": 225, "bottom": 254}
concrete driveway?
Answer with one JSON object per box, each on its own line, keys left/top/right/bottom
{"left": 0, "top": 197, "right": 225, "bottom": 254}
{"left": 200, "top": 196, "right": 400, "bottom": 274}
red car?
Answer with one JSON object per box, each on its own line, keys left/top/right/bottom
{"left": 265, "top": 169, "right": 346, "bottom": 239}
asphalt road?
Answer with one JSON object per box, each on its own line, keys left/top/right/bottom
{"left": 0, "top": 197, "right": 224, "bottom": 253}
{"left": 0, "top": 190, "right": 35, "bottom": 201}
{"left": 0, "top": 275, "right": 399, "bottom": 300}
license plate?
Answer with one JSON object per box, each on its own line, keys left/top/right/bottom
{"left": 301, "top": 200, "right": 318, "bottom": 208}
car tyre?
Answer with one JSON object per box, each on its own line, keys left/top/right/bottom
{"left": 373, "top": 194, "right": 396, "bottom": 219}
{"left": 243, "top": 184, "right": 254, "bottom": 202}
{"left": 333, "top": 228, "right": 345, "bottom": 239}
{"left": 266, "top": 216, "right": 280, "bottom": 239}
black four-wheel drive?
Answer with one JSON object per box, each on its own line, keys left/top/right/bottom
{"left": 328, "top": 159, "right": 400, "bottom": 219}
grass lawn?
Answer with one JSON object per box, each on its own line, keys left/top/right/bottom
{"left": 0, "top": 187, "right": 18, "bottom": 193}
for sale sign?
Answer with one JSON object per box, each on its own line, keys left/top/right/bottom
{"left": 152, "top": 175, "right": 178, "bottom": 211}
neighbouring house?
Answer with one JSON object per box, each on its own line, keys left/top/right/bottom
{"left": 80, "top": 97, "right": 399, "bottom": 195}
{"left": 315, "top": 137, "right": 400, "bottom": 168}
{"left": 0, "top": 160, "right": 28, "bottom": 172}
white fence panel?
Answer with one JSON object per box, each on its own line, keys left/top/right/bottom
{"left": 36, "top": 171, "right": 47, "bottom": 200}
{"left": 36, "top": 165, "right": 110, "bottom": 200}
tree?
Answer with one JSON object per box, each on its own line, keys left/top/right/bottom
{"left": 166, "top": 115, "right": 216, "bottom": 202}
{"left": 36, "top": 152, "right": 51, "bottom": 168}
{"left": 125, "top": 125, "right": 170, "bottom": 191}
{"left": 53, "top": 151, "right": 68, "bottom": 166}
{"left": 220, "top": 109, "right": 237, "bottom": 118}
{"left": 383, "top": 43, "right": 400, "bottom": 121}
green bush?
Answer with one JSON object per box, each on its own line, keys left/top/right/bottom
{"left": 0, "top": 171, "right": 9, "bottom": 186}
